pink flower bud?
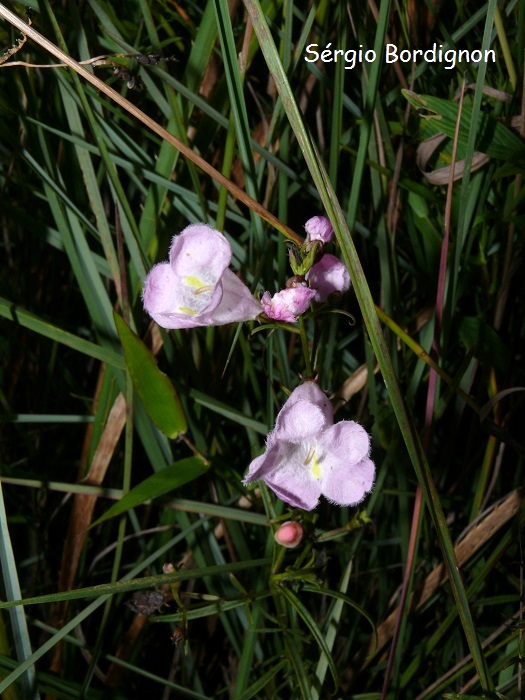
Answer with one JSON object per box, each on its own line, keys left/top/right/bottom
{"left": 306, "top": 254, "right": 351, "bottom": 303}
{"left": 304, "top": 216, "right": 334, "bottom": 244}
{"left": 261, "top": 287, "right": 316, "bottom": 322}
{"left": 274, "top": 521, "right": 304, "bottom": 548}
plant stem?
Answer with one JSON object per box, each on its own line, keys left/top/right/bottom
{"left": 298, "top": 316, "right": 313, "bottom": 378}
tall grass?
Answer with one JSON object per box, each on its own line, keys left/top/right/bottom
{"left": 0, "top": 0, "right": 524, "bottom": 698}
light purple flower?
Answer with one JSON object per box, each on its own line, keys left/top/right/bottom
{"left": 142, "top": 223, "right": 262, "bottom": 329}
{"left": 261, "top": 287, "right": 316, "bottom": 323}
{"left": 243, "top": 382, "right": 375, "bottom": 510}
{"left": 306, "top": 254, "right": 351, "bottom": 303}
{"left": 304, "top": 216, "right": 334, "bottom": 244}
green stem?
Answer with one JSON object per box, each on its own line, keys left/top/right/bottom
{"left": 298, "top": 316, "right": 313, "bottom": 378}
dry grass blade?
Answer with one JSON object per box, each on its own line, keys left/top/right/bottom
{"left": 416, "top": 133, "right": 491, "bottom": 184}
{"left": 332, "top": 364, "right": 378, "bottom": 413}
{"left": 345, "top": 488, "right": 524, "bottom": 687}
{"left": 49, "top": 393, "right": 126, "bottom": 672}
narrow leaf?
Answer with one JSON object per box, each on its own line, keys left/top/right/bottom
{"left": 92, "top": 457, "right": 208, "bottom": 526}
{"left": 403, "top": 90, "right": 525, "bottom": 162}
{"left": 279, "top": 584, "right": 339, "bottom": 690}
{"left": 114, "top": 312, "right": 187, "bottom": 437}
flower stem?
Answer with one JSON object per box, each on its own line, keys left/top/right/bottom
{"left": 298, "top": 316, "right": 313, "bottom": 378}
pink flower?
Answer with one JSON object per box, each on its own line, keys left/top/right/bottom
{"left": 274, "top": 521, "right": 304, "bottom": 548}
{"left": 306, "top": 254, "right": 351, "bottom": 303}
{"left": 304, "top": 216, "right": 334, "bottom": 244}
{"left": 261, "top": 287, "right": 316, "bottom": 323}
{"left": 142, "top": 224, "right": 262, "bottom": 329}
{"left": 243, "top": 382, "right": 375, "bottom": 510}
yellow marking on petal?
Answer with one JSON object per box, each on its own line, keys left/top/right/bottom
{"left": 178, "top": 306, "right": 198, "bottom": 315}
{"left": 310, "top": 452, "right": 321, "bottom": 480}
{"left": 184, "top": 275, "right": 206, "bottom": 288}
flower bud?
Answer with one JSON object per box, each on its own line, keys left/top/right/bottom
{"left": 304, "top": 216, "right": 334, "bottom": 244}
{"left": 306, "top": 254, "right": 351, "bottom": 303}
{"left": 274, "top": 521, "right": 304, "bottom": 548}
{"left": 261, "top": 287, "right": 316, "bottom": 322}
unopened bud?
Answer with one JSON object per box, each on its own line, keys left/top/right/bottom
{"left": 274, "top": 521, "right": 304, "bottom": 548}
{"left": 304, "top": 216, "right": 334, "bottom": 244}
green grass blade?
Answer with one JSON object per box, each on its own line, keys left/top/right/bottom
{"left": 0, "top": 485, "right": 37, "bottom": 699}
{"left": 189, "top": 389, "right": 268, "bottom": 434}
{"left": 0, "top": 558, "right": 272, "bottom": 610}
{"left": 279, "top": 584, "right": 339, "bottom": 692}
{"left": 453, "top": 0, "right": 500, "bottom": 310}
{"left": 236, "top": 658, "right": 288, "bottom": 700}
{"left": 0, "top": 296, "right": 125, "bottom": 369}
{"left": 403, "top": 90, "right": 525, "bottom": 162}
{"left": 92, "top": 457, "right": 209, "bottom": 526}
{"left": 213, "top": 0, "right": 265, "bottom": 249}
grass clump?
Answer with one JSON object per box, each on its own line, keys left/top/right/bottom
{"left": 0, "top": 1, "right": 524, "bottom": 698}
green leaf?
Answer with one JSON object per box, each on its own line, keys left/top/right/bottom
{"left": 403, "top": 90, "right": 525, "bottom": 163}
{"left": 459, "top": 316, "right": 509, "bottom": 371}
{"left": 92, "top": 457, "right": 208, "bottom": 526}
{"left": 0, "top": 296, "right": 125, "bottom": 370}
{"left": 279, "top": 584, "right": 339, "bottom": 690}
{"left": 236, "top": 658, "right": 288, "bottom": 700}
{"left": 114, "top": 312, "right": 187, "bottom": 437}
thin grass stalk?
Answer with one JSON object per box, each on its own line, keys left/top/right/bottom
{"left": 214, "top": 0, "right": 265, "bottom": 249}
{"left": 452, "top": 0, "right": 499, "bottom": 312}
{"left": 382, "top": 77, "right": 469, "bottom": 699}
{"left": 0, "top": 296, "right": 125, "bottom": 369}
{"left": 0, "top": 521, "right": 210, "bottom": 693}
{"left": 345, "top": 0, "right": 392, "bottom": 235}
{"left": 241, "top": 0, "right": 494, "bottom": 691}
{"left": 312, "top": 559, "right": 353, "bottom": 699}
{"left": 0, "top": 485, "right": 38, "bottom": 699}
{"left": 493, "top": 5, "right": 517, "bottom": 90}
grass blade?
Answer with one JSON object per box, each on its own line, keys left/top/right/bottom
{"left": 0, "top": 485, "right": 37, "bottom": 699}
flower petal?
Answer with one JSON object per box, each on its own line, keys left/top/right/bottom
{"left": 199, "top": 268, "right": 262, "bottom": 325}
{"left": 304, "top": 215, "right": 334, "bottom": 244}
{"left": 321, "top": 456, "right": 375, "bottom": 506}
{"left": 306, "top": 254, "right": 350, "bottom": 303}
{"left": 170, "top": 224, "right": 231, "bottom": 282}
{"left": 262, "top": 459, "right": 322, "bottom": 510}
{"left": 283, "top": 382, "right": 333, "bottom": 425}
{"left": 319, "top": 421, "right": 370, "bottom": 464}
{"left": 262, "top": 287, "right": 316, "bottom": 322}
{"left": 274, "top": 399, "right": 327, "bottom": 442}
{"left": 142, "top": 262, "right": 179, "bottom": 319}
{"left": 242, "top": 445, "right": 279, "bottom": 485}
{"left": 243, "top": 442, "right": 321, "bottom": 510}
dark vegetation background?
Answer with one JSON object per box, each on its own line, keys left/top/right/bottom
{"left": 0, "top": 0, "right": 524, "bottom": 698}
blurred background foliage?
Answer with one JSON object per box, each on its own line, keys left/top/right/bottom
{"left": 0, "top": 0, "right": 524, "bottom": 698}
